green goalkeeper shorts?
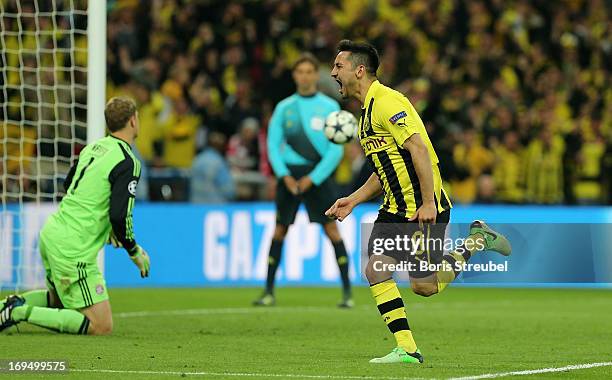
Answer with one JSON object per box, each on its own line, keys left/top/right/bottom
{"left": 39, "top": 233, "right": 109, "bottom": 310}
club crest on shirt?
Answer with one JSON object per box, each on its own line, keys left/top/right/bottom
{"left": 361, "top": 115, "right": 372, "bottom": 132}
{"left": 389, "top": 111, "right": 407, "bottom": 124}
{"left": 358, "top": 115, "right": 371, "bottom": 140}
{"left": 310, "top": 117, "right": 324, "bottom": 131}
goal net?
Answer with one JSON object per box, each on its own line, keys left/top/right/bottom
{"left": 1, "top": 0, "right": 89, "bottom": 292}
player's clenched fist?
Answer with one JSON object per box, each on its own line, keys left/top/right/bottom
{"left": 325, "top": 197, "right": 354, "bottom": 222}
{"left": 128, "top": 245, "right": 150, "bottom": 278}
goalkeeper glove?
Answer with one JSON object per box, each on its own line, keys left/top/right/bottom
{"left": 128, "top": 245, "right": 150, "bottom": 278}
{"left": 107, "top": 231, "right": 122, "bottom": 248}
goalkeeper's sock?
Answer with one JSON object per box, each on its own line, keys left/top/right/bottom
{"left": 370, "top": 279, "right": 417, "bottom": 353}
{"left": 21, "top": 290, "right": 49, "bottom": 307}
{"left": 332, "top": 240, "right": 351, "bottom": 296}
{"left": 435, "top": 243, "right": 473, "bottom": 293}
{"left": 265, "top": 240, "right": 284, "bottom": 294}
{"left": 12, "top": 306, "right": 89, "bottom": 334}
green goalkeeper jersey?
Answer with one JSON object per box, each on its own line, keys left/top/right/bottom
{"left": 41, "top": 135, "right": 142, "bottom": 261}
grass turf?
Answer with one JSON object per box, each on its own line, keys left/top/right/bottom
{"left": 1, "top": 287, "right": 611, "bottom": 379}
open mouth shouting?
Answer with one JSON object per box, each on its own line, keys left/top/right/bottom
{"left": 335, "top": 78, "right": 344, "bottom": 96}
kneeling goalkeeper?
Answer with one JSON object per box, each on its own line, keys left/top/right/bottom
{"left": 1, "top": 97, "right": 150, "bottom": 335}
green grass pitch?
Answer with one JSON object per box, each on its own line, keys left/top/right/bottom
{"left": 1, "top": 287, "right": 611, "bottom": 379}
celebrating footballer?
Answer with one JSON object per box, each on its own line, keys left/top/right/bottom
{"left": 326, "top": 40, "right": 511, "bottom": 364}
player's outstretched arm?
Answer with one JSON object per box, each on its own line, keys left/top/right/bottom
{"left": 326, "top": 173, "right": 382, "bottom": 221}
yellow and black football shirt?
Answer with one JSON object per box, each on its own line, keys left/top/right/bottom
{"left": 358, "top": 80, "right": 452, "bottom": 218}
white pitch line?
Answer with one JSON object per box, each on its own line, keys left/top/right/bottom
{"left": 449, "top": 361, "right": 612, "bottom": 380}
{"left": 67, "top": 362, "right": 612, "bottom": 380}
{"left": 113, "top": 300, "right": 516, "bottom": 319}
{"left": 72, "top": 368, "right": 426, "bottom": 380}
{"left": 115, "top": 306, "right": 368, "bottom": 318}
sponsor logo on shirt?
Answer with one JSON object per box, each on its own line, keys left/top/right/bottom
{"left": 389, "top": 111, "right": 407, "bottom": 124}
{"left": 91, "top": 144, "right": 108, "bottom": 156}
{"left": 360, "top": 135, "right": 392, "bottom": 155}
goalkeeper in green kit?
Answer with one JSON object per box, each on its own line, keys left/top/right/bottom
{"left": 0, "top": 97, "right": 150, "bottom": 335}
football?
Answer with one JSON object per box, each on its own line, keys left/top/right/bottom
{"left": 324, "top": 110, "right": 357, "bottom": 144}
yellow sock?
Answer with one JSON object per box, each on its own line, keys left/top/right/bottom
{"left": 370, "top": 279, "right": 417, "bottom": 353}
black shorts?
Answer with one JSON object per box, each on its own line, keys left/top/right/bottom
{"left": 367, "top": 209, "right": 451, "bottom": 278}
{"left": 275, "top": 165, "right": 337, "bottom": 226}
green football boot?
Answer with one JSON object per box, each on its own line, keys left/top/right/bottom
{"left": 252, "top": 293, "right": 275, "bottom": 307}
{"left": 369, "top": 347, "right": 423, "bottom": 364}
{"left": 469, "top": 220, "right": 512, "bottom": 256}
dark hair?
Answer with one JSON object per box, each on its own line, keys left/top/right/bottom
{"left": 336, "top": 39, "right": 379, "bottom": 76}
{"left": 292, "top": 52, "right": 319, "bottom": 71}
{"left": 105, "top": 96, "right": 137, "bottom": 132}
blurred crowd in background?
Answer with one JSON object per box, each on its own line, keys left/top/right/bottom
{"left": 2, "top": 0, "right": 611, "bottom": 205}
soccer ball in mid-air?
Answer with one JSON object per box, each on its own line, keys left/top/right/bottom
{"left": 324, "top": 110, "right": 357, "bottom": 144}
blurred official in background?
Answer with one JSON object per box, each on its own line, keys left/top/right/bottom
{"left": 254, "top": 53, "right": 353, "bottom": 308}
